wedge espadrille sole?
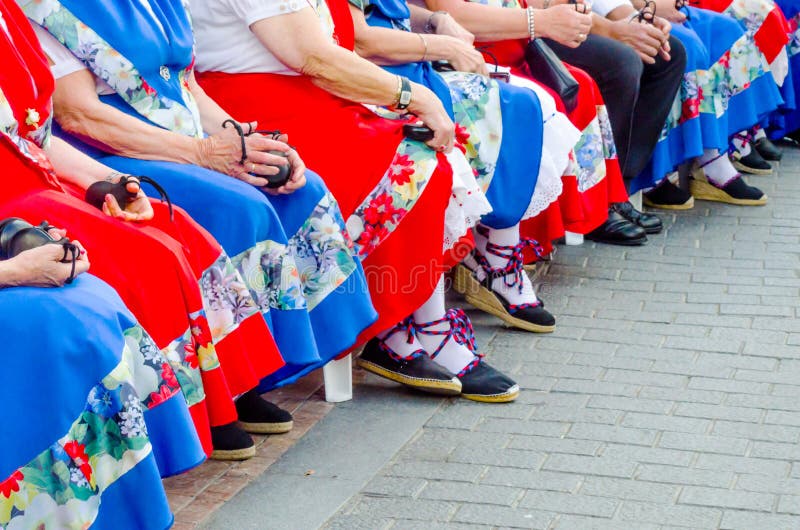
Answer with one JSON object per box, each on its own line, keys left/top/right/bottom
{"left": 453, "top": 265, "right": 555, "bottom": 333}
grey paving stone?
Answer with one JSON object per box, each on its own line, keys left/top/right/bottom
{"left": 480, "top": 468, "right": 582, "bottom": 492}
{"left": 636, "top": 464, "right": 734, "bottom": 489}
{"left": 554, "top": 515, "right": 660, "bottom": 530}
{"left": 720, "top": 511, "right": 799, "bottom": 530}
{"left": 579, "top": 477, "right": 679, "bottom": 503}
{"left": 615, "top": 501, "right": 722, "bottom": 528}
{"left": 507, "top": 435, "right": 602, "bottom": 456}
{"left": 639, "top": 386, "right": 725, "bottom": 404}
{"left": 551, "top": 379, "right": 640, "bottom": 397}
{"left": 567, "top": 422, "right": 658, "bottom": 446}
{"left": 688, "top": 377, "right": 770, "bottom": 395}
{"left": 385, "top": 461, "right": 486, "bottom": 483}
{"left": 418, "top": 482, "right": 522, "bottom": 506}
{"left": 712, "top": 420, "right": 800, "bottom": 443}
{"left": 477, "top": 418, "right": 569, "bottom": 437}
{"left": 362, "top": 477, "right": 427, "bottom": 498}
{"left": 452, "top": 503, "right": 554, "bottom": 529}
{"left": 673, "top": 403, "right": 764, "bottom": 423}
{"left": 735, "top": 474, "right": 800, "bottom": 495}
{"left": 658, "top": 432, "right": 748, "bottom": 455}
{"left": 587, "top": 396, "right": 673, "bottom": 415}
{"left": 520, "top": 490, "right": 618, "bottom": 517}
{"left": 599, "top": 445, "right": 693, "bottom": 467}
{"left": 777, "top": 495, "right": 800, "bottom": 515}
{"left": 621, "top": 412, "right": 711, "bottom": 434}
{"left": 447, "top": 446, "right": 546, "bottom": 469}
{"left": 604, "top": 369, "right": 688, "bottom": 388}
{"left": 542, "top": 454, "right": 638, "bottom": 478}
{"left": 694, "top": 454, "right": 791, "bottom": 477}
{"left": 348, "top": 497, "right": 458, "bottom": 522}
{"left": 679, "top": 486, "right": 775, "bottom": 512}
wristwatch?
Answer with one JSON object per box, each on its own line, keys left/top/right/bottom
{"left": 395, "top": 76, "right": 413, "bottom": 110}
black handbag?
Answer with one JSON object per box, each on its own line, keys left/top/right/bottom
{"left": 524, "top": 39, "right": 580, "bottom": 113}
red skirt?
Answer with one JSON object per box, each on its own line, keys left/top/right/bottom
{"left": 198, "top": 72, "right": 455, "bottom": 340}
{"left": 480, "top": 39, "right": 628, "bottom": 243}
{"left": 0, "top": 137, "right": 285, "bottom": 455}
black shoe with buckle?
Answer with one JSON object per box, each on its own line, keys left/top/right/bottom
{"left": 210, "top": 422, "right": 256, "bottom": 461}
{"left": 585, "top": 207, "right": 648, "bottom": 246}
{"left": 235, "top": 389, "right": 293, "bottom": 434}
{"left": 414, "top": 308, "right": 519, "bottom": 403}
{"left": 754, "top": 136, "right": 782, "bottom": 161}
{"left": 357, "top": 320, "right": 462, "bottom": 395}
{"left": 453, "top": 229, "right": 555, "bottom": 333}
{"left": 612, "top": 201, "right": 663, "bottom": 234}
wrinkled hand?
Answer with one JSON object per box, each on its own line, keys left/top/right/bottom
{"left": 407, "top": 83, "right": 455, "bottom": 153}
{"left": 100, "top": 176, "right": 155, "bottom": 222}
{"left": 537, "top": 5, "right": 593, "bottom": 48}
{"left": 2, "top": 242, "right": 90, "bottom": 287}
{"left": 263, "top": 133, "right": 307, "bottom": 195}
{"left": 652, "top": 0, "right": 686, "bottom": 22}
{"left": 653, "top": 16, "right": 673, "bottom": 60}
{"left": 430, "top": 12, "right": 475, "bottom": 44}
{"left": 611, "top": 18, "right": 668, "bottom": 63}
{"left": 435, "top": 35, "right": 488, "bottom": 75}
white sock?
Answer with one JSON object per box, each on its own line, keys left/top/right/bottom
{"left": 377, "top": 321, "right": 424, "bottom": 359}
{"left": 413, "top": 278, "right": 477, "bottom": 374}
{"left": 699, "top": 149, "right": 739, "bottom": 187}
{"left": 471, "top": 224, "right": 538, "bottom": 306}
{"left": 731, "top": 133, "right": 752, "bottom": 157}
{"left": 754, "top": 127, "right": 767, "bottom": 141}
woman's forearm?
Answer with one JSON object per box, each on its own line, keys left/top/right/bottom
{"left": 52, "top": 70, "right": 201, "bottom": 165}
{"left": 187, "top": 71, "right": 237, "bottom": 134}
{"left": 43, "top": 136, "right": 120, "bottom": 189}
{"left": 424, "top": 0, "right": 530, "bottom": 40}
{"left": 350, "top": 5, "right": 457, "bottom": 65}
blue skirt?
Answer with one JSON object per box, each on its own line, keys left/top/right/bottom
{"left": 0, "top": 275, "right": 203, "bottom": 529}
{"left": 632, "top": 7, "right": 783, "bottom": 192}
{"left": 56, "top": 95, "right": 377, "bottom": 390}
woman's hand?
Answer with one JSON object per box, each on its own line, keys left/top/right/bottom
{"left": 429, "top": 35, "right": 488, "bottom": 74}
{"left": 263, "top": 134, "right": 307, "bottom": 195}
{"left": 429, "top": 12, "right": 476, "bottom": 44}
{"left": 0, "top": 243, "right": 90, "bottom": 288}
{"left": 537, "top": 5, "right": 593, "bottom": 48}
{"left": 609, "top": 17, "right": 669, "bottom": 63}
{"left": 652, "top": 0, "right": 686, "bottom": 22}
{"left": 407, "top": 83, "right": 456, "bottom": 152}
{"left": 100, "top": 175, "right": 155, "bottom": 222}
{"left": 653, "top": 16, "right": 673, "bottom": 60}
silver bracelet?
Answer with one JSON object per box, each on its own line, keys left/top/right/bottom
{"left": 418, "top": 33, "right": 429, "bottom": 62}
{"left": 527, "top": 7, "right": 535, "bottom": 41}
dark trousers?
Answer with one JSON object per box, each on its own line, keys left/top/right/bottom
{"left": 545, "top": 34, "right": 686, "bottom": 183}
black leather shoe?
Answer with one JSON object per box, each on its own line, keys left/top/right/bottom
{"left": 236, "top": 389, "right": 293, "bottom": 434}
{"left": 643, "top": 180, "right": 694, "bottom": 210}
{"left": 459, "top": 361, "right": 519, "bottom": 403}
{"left": 585, "top": 208, "right": 648, "bottom": 246}
{"left": 210, "top": 422, "right": 256, "bottom": 461}
{"left": 732, "top": 148, "right": 773, "bottom": 175}
{"left": 754, "top": 137, "right": 782, "bottom": 161}
{"left": 613, "top": 201, "right": 663, "bottom": 234}
{"left": 358, "top": 338, "right": 462, "bottom": 395}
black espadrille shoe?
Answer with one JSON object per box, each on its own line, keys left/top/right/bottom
{"left": 235, "top": 389, "right": 293, "bottom": 434}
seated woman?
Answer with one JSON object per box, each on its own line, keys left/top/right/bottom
{"left": 698, "top": 0, "right": 789, "bottom": 174}
{"left": 192, "top": 0, "right": 531, "bottom": 401}
{"left": 2, "top": 0, "right": 290, "bottom": 461}
{"left": 0, "top": 234, "right": 203, "bottom": 530}
{"left": 622, "top": 0, "right": 773, "bottom": 207}
{"left": 22, "top": 0, "right": 378, "bottom": 399}
{"left": 421, "top": 0, "right": 662, "bottom": 245}
{"left": 345, "top": 0, "right": 584, "bottom": 332}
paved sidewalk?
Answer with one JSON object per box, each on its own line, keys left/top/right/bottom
{"left": 203, "top": 150, "right": 800, "bottom": 529}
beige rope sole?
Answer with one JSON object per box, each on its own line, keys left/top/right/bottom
{"left": 643, "top": 195, "right": 695, "bottom": 211}
{"left": 357, "top": 358, "right": 462, "bottom": 395}
{"left": 453, "top": 265, "right": 555, "bottom": 333}
{"left": 732, "top": 159, "right": 773, "bottom": 176}
{"left": 239, "top": 420, "right": 294, "bottom": 435}
{"left": 462, "top": 384, "right": 520, "bottom": 403}
{"left": 210, "top": 446, "right": 256, "bottom": 461}
{"left": 690, "top": 179, "right": 767, "bottom": 206}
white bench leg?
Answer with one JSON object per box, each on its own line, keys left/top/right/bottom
{"left": 323, "top": 354, "right": 353, "bottom": 403}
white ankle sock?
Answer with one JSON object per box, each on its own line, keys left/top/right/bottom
{"left": 377, "top": 322, "right": 424, "bottom": 359}
{"left": 731, "top": 133, "right": 752, "bottom": 157}
{"left": 471, "top": 224, "right": 538, "bottom": 306}
{"left": 699, "top": 149, "right": 739, "bottom": 187}
{"left": 413, "top": 278, "right": 477, "bottom": 374}
{"left": 754, "top": 127, "right": 767, "bottom": 141}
